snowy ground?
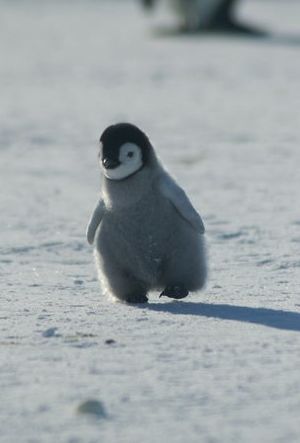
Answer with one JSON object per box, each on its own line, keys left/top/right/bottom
{"left": 1, "top": 1, "right": 300, "bottom": 442}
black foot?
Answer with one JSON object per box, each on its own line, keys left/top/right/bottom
{"left": 160, "top": 284, "right": 189, "bottom": 300}
{"left": 125, "top": 293, "right": 148, "bottom": 304}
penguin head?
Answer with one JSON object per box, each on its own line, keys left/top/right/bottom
{"left": 99, "top": 123, "right": 152, "bottom": 181}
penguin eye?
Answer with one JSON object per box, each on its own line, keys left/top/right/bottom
{"left": 119, "top": 143, "right": 140, "bottom": 163}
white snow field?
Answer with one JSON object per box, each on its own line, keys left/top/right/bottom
{"left": 1, "top": 1, "right": 300, "bottom": 442}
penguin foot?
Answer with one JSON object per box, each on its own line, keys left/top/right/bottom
{"left": 125, "top": 293, "right": 148, "bottom": 304}
{"left": 160, "top": 285, "right": 189, "bottom": 300}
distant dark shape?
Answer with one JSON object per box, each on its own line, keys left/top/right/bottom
{"left": 141, "top": 0, "right": 266, "bottom": 36}
{"left": 105, "top": 338, "right": 116, "bottom": 345}
{"left": 77, "top": 400, "right": 107, "bottom": 418}
{"left": 141, "top": 0, "right": 158, "bottom": 9}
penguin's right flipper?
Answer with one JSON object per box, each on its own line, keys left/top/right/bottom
{"left": 158, "top": 174, "right": 205, "bottom": 234}
{"left": 86, "top": 199, "right": 105, "bottom": 245}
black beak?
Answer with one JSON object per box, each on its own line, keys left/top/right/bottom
{"left": 102, "top": 157, "right": 120, "bottom": 169}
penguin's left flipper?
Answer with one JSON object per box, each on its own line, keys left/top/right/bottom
{"left": 86, "top": 199, "right": 106, "bottom": 245}
{"left": 158, "top": 174, "right": 205, "bottom": 234}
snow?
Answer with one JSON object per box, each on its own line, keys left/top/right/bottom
{"left": 1, "top": 1, "right": 300, "bottom": 442}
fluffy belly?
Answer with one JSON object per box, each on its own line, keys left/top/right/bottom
{"left": 98, "top": 204, "right": 174, "bottom": 285}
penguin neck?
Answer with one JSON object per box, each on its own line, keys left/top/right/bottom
{"left": 102, "top": 158, "right": 159, "bottom": 210}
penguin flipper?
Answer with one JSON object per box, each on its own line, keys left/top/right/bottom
{"left": 86, "top": 199, "right": 105, "bottom": 245}
{"left": 158, "top": 174, "right": 205, "bottom": 234}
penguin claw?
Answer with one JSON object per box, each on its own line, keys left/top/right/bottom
{"left": 160, "top": 285, "right": 189, "bottom": 300}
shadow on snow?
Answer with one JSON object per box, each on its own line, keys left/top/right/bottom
{"left": 145, "top": 302, "right": 300, "bottom": 332}
{"left": 153, "top": 27, "right": 300, "bottom": 48}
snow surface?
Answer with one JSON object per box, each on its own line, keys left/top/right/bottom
{"left": 1, "top": 1, "right": 300, "bottom": 442}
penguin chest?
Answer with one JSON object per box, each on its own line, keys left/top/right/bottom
{"left": 119, "top": 202, "right": 169, "bottom": 266}
{"left": 101, "top": 195, "right": 173, "bottom": 281}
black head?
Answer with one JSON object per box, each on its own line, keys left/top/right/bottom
{"left": 99, "top": 123, "right": 151, "bottom": 181}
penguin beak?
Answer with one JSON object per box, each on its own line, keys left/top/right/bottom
{"left": 102, "top": 158, "right": 120, "bottom": 169}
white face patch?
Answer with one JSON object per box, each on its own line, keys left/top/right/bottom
{"left": 103, "top": 143, "right": 143, "bottom": 180}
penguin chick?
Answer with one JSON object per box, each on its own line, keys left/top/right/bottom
{"left": 87, "top": 123, "right": 207, "bottom": 304}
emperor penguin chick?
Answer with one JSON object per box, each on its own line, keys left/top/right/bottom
{"left": 87, "top": 123, "right": 207, "bottom": 303}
